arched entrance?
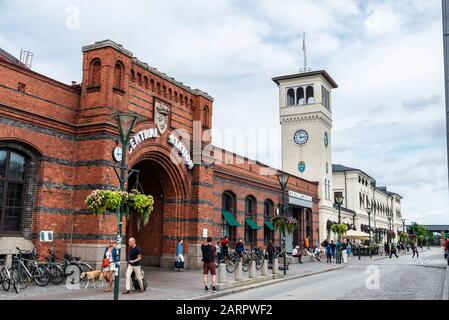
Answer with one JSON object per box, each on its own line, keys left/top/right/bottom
{"left": 126, "top": 151, "right": 189, "bottom": 268}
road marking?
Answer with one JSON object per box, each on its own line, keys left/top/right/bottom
{"left": 420, "top": 259, "right": 431, "bottom": 265}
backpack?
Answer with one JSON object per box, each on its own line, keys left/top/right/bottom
{"left": 201, "top": 244, "right": 213, "bottom": 263}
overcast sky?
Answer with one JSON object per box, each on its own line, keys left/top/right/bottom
{"left": 0, "top": 0, "right": 447, "bottom": 225}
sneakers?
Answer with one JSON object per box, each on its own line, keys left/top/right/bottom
{"left": 212, "top": 286, "right": 217, "bottom": 293}
{"left": 122, "top": 290, "right": 130, "bottom": 294}
{"left": 204, "top": 286, "right": 208, "bottom": 292}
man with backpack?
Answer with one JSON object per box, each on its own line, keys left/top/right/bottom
{"left": 201, "top": 237, "right": 217, "bottom": 293}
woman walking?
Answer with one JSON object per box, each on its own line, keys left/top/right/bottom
{"left": 102, "top": 239, "right": 118, "bottom": 292}
{"left": 175, "top": 239, "right": 185, "bottom": 271}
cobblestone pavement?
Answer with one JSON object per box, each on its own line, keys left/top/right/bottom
{"left": 215, "top": 247, "right": 446, "bottom": 300}
{"left": 0, "top": 248, "right": 437, "bottom": 300}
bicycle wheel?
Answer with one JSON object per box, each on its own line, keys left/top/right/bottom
{"left": 10, "top": 269, "right": 19, "bottom": 294}
{"left": 1, "top": 267, "right": 10, "bottom": 292}
{"left": 226, "top": 257, "right": 236, "bottom": 273}
{"left": 255, "top": 256, "right": 263, "bottom": 270}
{"left": 10, "top": 266, "right": 31, "bottom": 290}
{"left": 242, "top": 255, "right": 250, "bottom": 272}
{"left": 33, "top": 265, "right": 50, "bottom": 286}
{"left": 78, "top": 262, "right": 93, "bottom": 273}
{"left": 48, "top": 264, "right": 65, "bottom": 285}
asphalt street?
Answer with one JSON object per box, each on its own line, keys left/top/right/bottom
{"left": 215, "top": 248, "right": 447, "bottom": 300}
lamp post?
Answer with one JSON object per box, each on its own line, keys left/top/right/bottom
{"left": 112, "top": 112, "right": 138, "bottom": 301}
{"left": 402, "top": 218, "right": 406, "bottom": 234}
{"left": 276, "top": 172, "right": 289, "bottom": 276}
{"left": 366, "top": 203, "right": 372, "bottom": 258}
{"left": 387, "top": 216, "right": 392, "bottom": 245}
{"left": 334, "top": 195, "right": 344, "bottom": 264}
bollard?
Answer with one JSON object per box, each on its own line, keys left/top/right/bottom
{"left": 218, "top": 263, "right": 227, "bottom": 284}
{"left": 249, "top": 261, "right": 256, "bottom": 278}
{"left": 261, "top": 259, "right": 269, "bottom": 276}
{"left": 235, "top": 260, "right": 244, "bottom": 281}
{"left": 272, "top": 258, "right": 279, "bottom": 275}
{"left": 358, "top": 246, "right": 361, "bottom": 260}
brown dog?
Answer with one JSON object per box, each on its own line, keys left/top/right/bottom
{"left": 80, "top": 270, "right": 102, "bottom": 289}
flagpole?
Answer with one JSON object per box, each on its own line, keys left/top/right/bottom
{"left": 303, "top": 32, "right": 307, "bottom": 69}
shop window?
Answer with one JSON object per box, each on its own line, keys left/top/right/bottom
{"left": 264, "top": 200, "right": 274, "bottom": 243}
{"left": 222, "top": 191, "right": 237, "bottom": 243}
{"left": 0, "top": 149, "right": 27, "bottom": 233}
{"left": 88, "top": 58, "right": 101, "bottom": 88}
{"left": 245, "top": 196, "right": 256, "bottom": 247}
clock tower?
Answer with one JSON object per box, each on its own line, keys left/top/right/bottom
{"left": 272, "top": 70, "right": 338, "bottom": 241}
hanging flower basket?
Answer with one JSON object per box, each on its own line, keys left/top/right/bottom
{"left": 330, "top": 223, "right": 348, "bottom": 236}
{"left": 85, "top": 189, "right": 154, "bottom": 230}
{"left": 272, "top": 216, "right": 299, "bottom": 234}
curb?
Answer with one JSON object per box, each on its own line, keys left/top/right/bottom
{"left": 443, "top": 264, "right": 449, "bottom": 300}
{"left": 190, "top": 264, "right": 348, "bottom": 300}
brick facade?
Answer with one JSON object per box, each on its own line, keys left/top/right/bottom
{"left": 0, "top": 40, "right": 319, "bottom": 269}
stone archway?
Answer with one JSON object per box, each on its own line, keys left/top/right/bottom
{"left": 126, "top": 148, "right": 189, "bottom": 268}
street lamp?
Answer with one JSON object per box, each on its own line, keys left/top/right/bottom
{"left": 276, "top": 172, "right": 289, "bottom": 276}
{"left": 112, "top": 112, "right": 138, "bottom": 301}
{"left": 387, "top": 216, "right": 392, "bottom": 244}
{"left": 335, "top": 194, "right": 344, "bottom": 224}
{"left": 402, "top": 218, "right": 406, "bottom": 234}
{"left": 366, "top": 203, "right": 372, "bottom": 259}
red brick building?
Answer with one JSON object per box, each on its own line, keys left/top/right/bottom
{"left": 0, "top": 40, "right": 319, "bottom": 269}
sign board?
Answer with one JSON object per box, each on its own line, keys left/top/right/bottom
{"left": 202, "top": 228, "right": 208, "bottom": 238}
{"left": 39, "top": 231, "right": 54, "bottom": 242}
{"left": 288, "top": 190, "right": 313, "bottom": 208}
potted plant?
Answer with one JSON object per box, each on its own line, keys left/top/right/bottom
{"left": 272, "top": 216, "right": 299, "bottom": 234}
{"left": 330, "top": 223, "right": 348, "bottom": 241}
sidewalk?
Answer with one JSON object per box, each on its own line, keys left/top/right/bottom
{"left": 0, "top": 253, "right": 390, "bottom": 300}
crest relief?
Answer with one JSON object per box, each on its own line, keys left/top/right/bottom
{"left": 155, "top": 101, "right": 170, "bottom": 135}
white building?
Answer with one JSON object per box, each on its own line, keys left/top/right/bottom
{"left": 273, "top": 69, "right": 404, "bottom": 244}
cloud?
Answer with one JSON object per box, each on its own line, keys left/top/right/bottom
{"left": 402, "top": 94, "right": 441, "bottom": 111}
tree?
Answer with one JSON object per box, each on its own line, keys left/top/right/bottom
{"left": 330, "top": 223, "right": 348, "bottom": 241}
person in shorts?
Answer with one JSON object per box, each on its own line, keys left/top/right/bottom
{"left": 201, "top": 237, "right": 217, "bottom": 293}
{"left": 102, "top": 239, "right": 118, "bottom": 292}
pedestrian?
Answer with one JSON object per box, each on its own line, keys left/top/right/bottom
{"left": 221, "top": 236, "right": 229, "bottom": 262}
{"left": 175, "top": 239, "right": 184, "bottom": 271}
{"left": 330, "top": 240, "right": 336, "bottom": 262}
{"left": 347, "top": 241, "right": 353, "bottom": 259}
{"left": 411, "top": 242, "right": 419, "bottom": 259}
{"left": 341, "top": 241, "right": 348, "bottom": 263}
{"left": 326, "top": 242, "right": 332, "bottom": 263}
{"left": 313, "top": 245, "right": 321, "bottom": 262}
{"left": 266, "top": 240, "right": 275, "bottom": 267}
{"left": 201, "top": 236, "right": 217, "bottom": 293}
{"left": 384, "top": 242, "right": 389, "bottom": 256}
{"left": 102, "top": 239, "right": 118, "bottom": 292}
{"left": 235, "top": 238, "right": 244, "bottom": 258}
{"left": 123, "top": 237, "right": 144, "bottom": 294}
{"left": 304, "top": 237, "right": 310, "bottom": 252}
{"left": 292, "top": 245, "right": 303, "bottom": 264}
{"left": 389, "top": 242, "right": 398, "bottom": 258}
{"left": 406, "top": 242, "right": 410, "bottom": 253}
{"left": 216, "top": 241, "right": 222, "bottom": 263}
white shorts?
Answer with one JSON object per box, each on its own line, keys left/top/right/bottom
{"left": 104, "top": 263, "right": 116, "bottom": 272}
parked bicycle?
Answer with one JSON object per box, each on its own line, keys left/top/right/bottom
{"left": 46, "top": 248, "right": 93, "bottom": 284}
{"left": 9, "top": 247, "right": 50, "bottom": 292}
{"left": 0, "top": 258, "right": 16, "bottom": 293}
{"left": 43, "top": 248, "right": 65, "bottom": 285}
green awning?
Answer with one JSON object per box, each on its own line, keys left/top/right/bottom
{"left": 264, "top": 221, "right": 274, "bottom": 231}
{"left": 222, "top": 211, "right": 241, "bottom": 227}
{"left": 245, "top": 218, "right": 261, "bottom": 230}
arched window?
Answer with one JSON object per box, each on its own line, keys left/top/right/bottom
{"left": 130, "top": 69, "right": 136, "bottom": 82}
{"left": 88, "top": 58, "right": 101, "bottom": 88}
{"left": 190, "top": 99, "right": 194, "bottom": 108}
{"left": 180, "top": 94, "right": 184, "bottom": 105}
{"left": 306, "top": 86, "right": 314, "bottom": 104}
{"left": 168, "top": 88, "right": 173, "bottom": 100}
{"left": 184, "top": 96, "right": 188, "bottom": 107}
{"left": 0, "top": 149, "right": 27, "bottom": 233}
{"left": 296, "top": 87, "right": 305, "bottom": 105}
{"left": 137, "top": 73, "right": 142, "bottom": 85}
{"left": 222, "top": 191, "right": 237, "bottom": 243}
{"left": 144, "top": 76, "right": 149, "bottom": 89}
{"left": 287, "top": 88, "right": 295, "bottom": 106}
{"left": 163, "top": 85, "right": 167, "bottom": 97}
{"left": 113, "top": 61, "right": 124, "bottom": 91}
{"left": 157, "top": 82, "right": 161, "bottom": 94}
{"left": 150, "top": 79, "right": 155, "bottom": 91}
{"left": 245, "top": 196, "right": 257, "bottom": 248}
{"left": 174, "top": 91, "right": 178, "bottom": 102}
{"left": 264, "top": 200, "right": 274, "bottom": 243}
{"left": 202, "top": 106, "right": 210, "bottom": 129}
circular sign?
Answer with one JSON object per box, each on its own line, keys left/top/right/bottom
{"left": 113, "top": 146, "right": 122, "bottom": 162}
{"left": 293, "top": 130, "right": 309, "bottom": 146}
{"left": 298, "top": 161, "right": 306, "bottom": 173}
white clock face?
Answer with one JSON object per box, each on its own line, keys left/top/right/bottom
{"left": 293, "top": 130, "right": 309, "bottom": 146}
{"left": 113, "top": 147, "right": 122, "bottom": 162}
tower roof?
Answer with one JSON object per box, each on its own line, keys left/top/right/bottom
{"left": 272, "top": 70, "right": 338, "bottom": 88}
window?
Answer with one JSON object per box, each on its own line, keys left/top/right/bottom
{"left": 89, "top": 58, "right": 101, "bottom": 88}
{"left": 306, "top": 86, "right": 314, "bottom": 104}
{"left": 203, "top": 106, "right": 210, "bottom": 129}
{"left": 296, "top": 87, "right": 305, "bottom": 105}
{"left": 222, "top": 192, "right": 237, "bottom": 243}
{"left": 287, "top": 89, "right": 295, "bottom": 106}
{"left": 113, "top": 61, "right": 125, "bottom": 91}
{"left": 0, "top": 149, "right": 27, "bottom": 233}
{"left": 321, "top": 85, "right": 330, "bottom": 110}
{"left": 264, "top": 200, "right": 274, "bottom": 243}
{"left": 245, "top": 196, "right": 257, "bottom": 247}
{"left": 131, "top": 69, "right": 136, "bottom": 82}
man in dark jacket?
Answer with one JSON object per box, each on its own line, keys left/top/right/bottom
{"left": 201, "top": 237, "right": 217, "bottom": 293}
